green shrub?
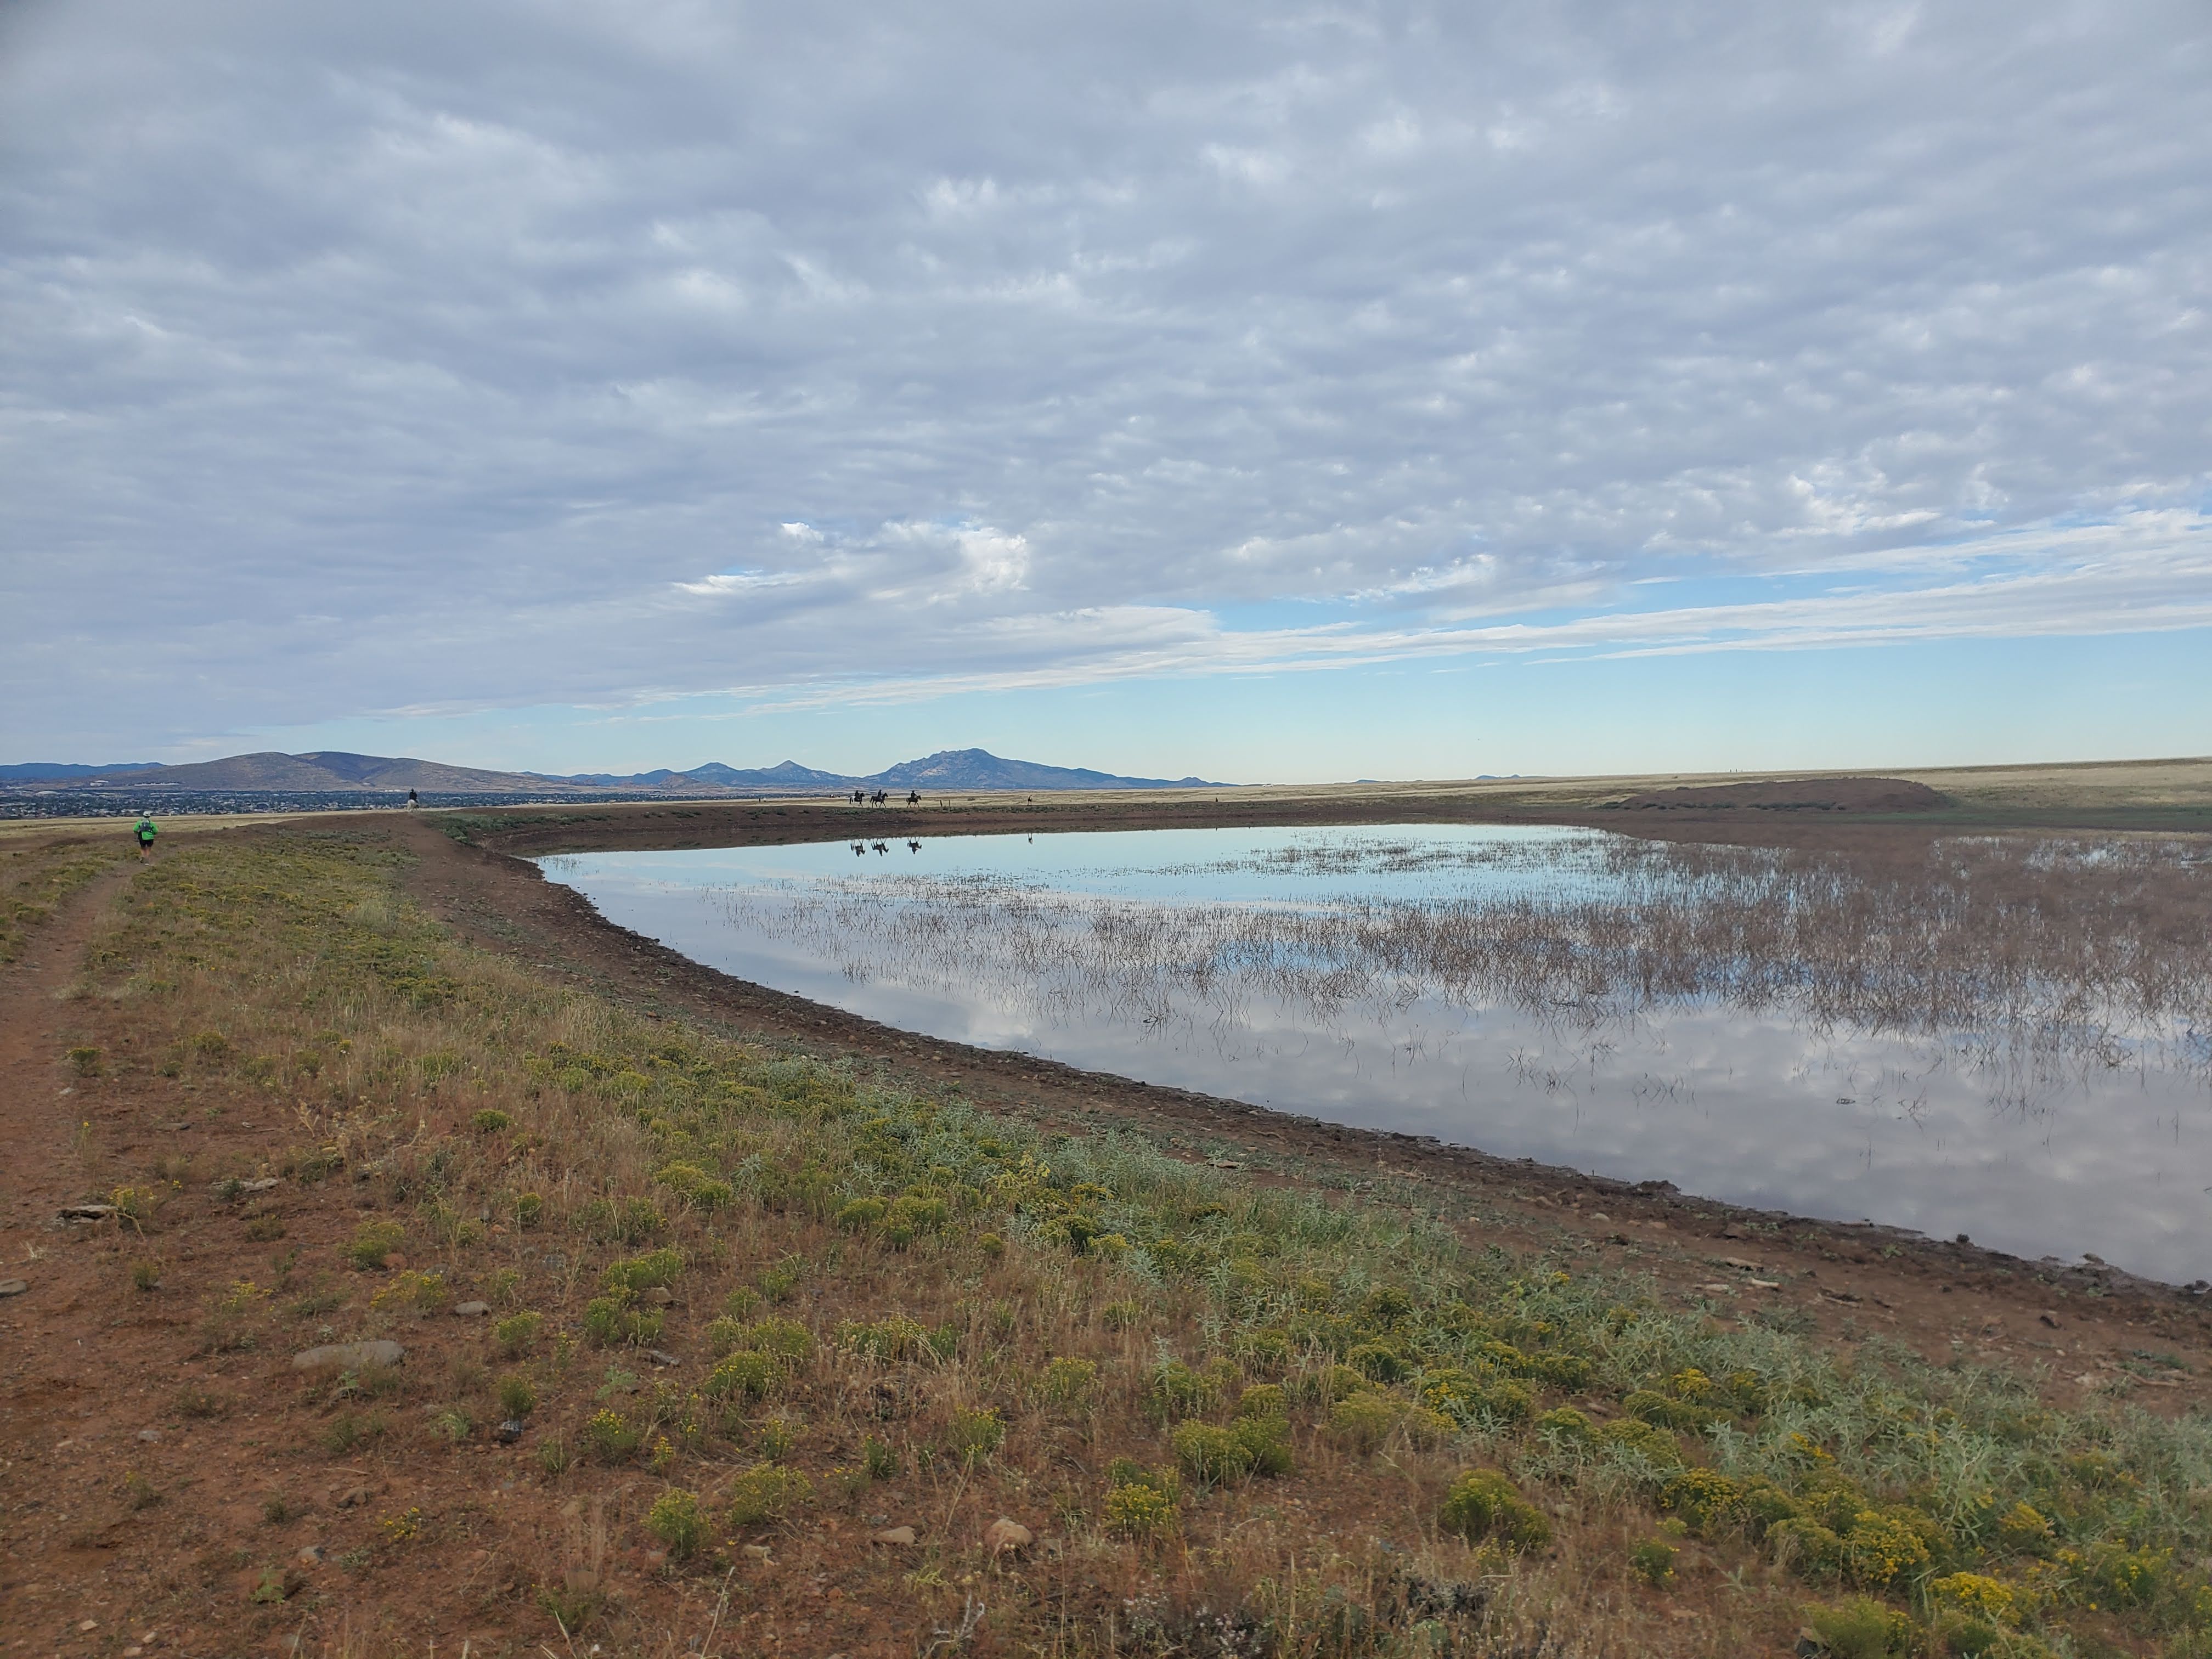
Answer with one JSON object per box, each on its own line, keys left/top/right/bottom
{"left": 945, "top": 1407, "right": 1003, "bottom": 1464}
{"left": 1661, "top": 1467, "right": 1746, "bottom": 1536}
{"left": 1328, "top": 1391, "right": 1401, "bottom": 1452}
{"left": 646, "top": 1488, "right": 704, "bottom": 1559}
{"left": 837, "top": 1314, "right": 928, "bottom": 1362}
{"left": 1231, "top": 1413, "right": 1293, "bottom": 1476}
{"left": 1595, "top": 1416, "right": 1684, "bottom": 1471}
{"left": 1150, "top": 1358, "right": 1229, "bottom": 1418}
{"left": 1773, "top": 1516, "right": 1847, "bottom": 1581}
{"left": 756, "top": 1256, "right": 803, "bottom": 1301}
{"left": 1801, "top": 1596, "right": 1915, "bottom": 1659}
{"left": 583, "top": 1409, "right": 641, "bottom": 1464}
{"left": 1438, "top": 1470, "right": 1551, "bottom": 1551}
{"left": 496, "top": 1373, "right": 537, "bottom": 1419}
{"left": 861, "top": 1434, "right": 899, "bottom": 1481}
{"left": 513, "top": 1192, "right": 543, "bottom": 1228}
{"left": 582, "top": 1290, "right": 663, "bottom": 1348}
{"left": 1347, "top": 1341, "right": 1410, "bottom": 1384}
{"left": 1629, "top": 1538, "right": 1677, "bottom": 1587}
{"left": 1104, "top": 1481, "right": 1180, "bottom": 1544}
{"left": 471, "top": 1109, "right": 511, "bottom": 1133}
{"left": 743, "top": 1317, "right": 812, "bottom": 1367}
{"left": 1237, "top": 1383, "right": 1287, "bottom": 1420}
{"left": 836, "top": 1197, "right": 886, "bottom": 1231}
{"left": 1536, "top": 1406, "right": 1594, "bottom": 1443}
{"left": 1624, "top": 1387, "right": 1719, "bottom": 1432}
{"left": 726, "top": 1463, "right": 811, "bottom": 1526}
{"left": 1841, "top": 1507, "right": 1936, "bottom": 1589}
{"left": 602, "top": 1248, "right": 683, "bottom": 1293}
{"left": 1928, "top": 1573, "right": 2017, "bottom": 1628}
{"left": 705, "top": 1351, "right": 775, "bottom": 1400}
{"left": 577, "top": 1196, "right": 663, "bottom": 1245}
{"left": 1041, "top": 1356, "right": 1099, "bottom": 1407}
{"left": 492, "top": 1310, "right": 543, "bottom": 1359}
{"left": 1171, "top": 1420, "right": 1251, "bottom": 1485}
{"left": 345, "top": 1220, "right": 405, "bottom": 1270}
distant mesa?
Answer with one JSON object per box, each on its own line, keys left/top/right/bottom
{"left": 8, "top": 747, "right": 1221, "bottom": 797}
{"left": 1605, "top": 777, "right": 1948, "bottom": 814}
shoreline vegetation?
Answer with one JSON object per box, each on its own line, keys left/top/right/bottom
{"left": 720, "top": 828, "right": 2211, "bottom": 1097}
{"left": 1, "top": 774, "right": 2209, "bottom": 1655}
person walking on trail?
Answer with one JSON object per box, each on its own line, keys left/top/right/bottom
{"left": 133, "top": 815, "right": 157, "bottom": 858}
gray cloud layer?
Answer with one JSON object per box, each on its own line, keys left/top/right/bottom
{"left": 3, "top": 1, "right": 2207, "bottom": 751}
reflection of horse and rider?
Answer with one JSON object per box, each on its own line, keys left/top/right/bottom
{"left": 850, "top": 788, "right": 924, "bottom": 806}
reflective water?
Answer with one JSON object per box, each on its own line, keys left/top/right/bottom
{"left": 538, "top": 825, "right": 2212, "bottom": 1282}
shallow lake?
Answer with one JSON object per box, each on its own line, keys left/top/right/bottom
{"left": 538, "top": 824, "right": 2212, "bottom": 1283}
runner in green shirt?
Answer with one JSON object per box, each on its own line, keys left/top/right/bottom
{"left": 134, "top": 816, "right": 157, "bottom": 858}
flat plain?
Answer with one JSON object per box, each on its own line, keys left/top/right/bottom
{"left": 3, "top": 761, "right": 2210, "bottom": 1658}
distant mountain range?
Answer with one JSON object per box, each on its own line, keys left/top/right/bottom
{"left": 0, "top": 761, "right": 161, "bottom": 782}
{"left": 2, "top": 748, "right": 1219, "bottom": 795}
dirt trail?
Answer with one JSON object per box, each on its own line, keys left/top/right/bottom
{"left": 388, "top": 817, "right": 2212, "bottom": 1397}
{"left": 0, "top": 856, "right": 176, "bottom": 1646}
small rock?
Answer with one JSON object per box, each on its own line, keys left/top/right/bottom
{"left": 137, "top": 1427, "right": 161, "bottom": 1442}
{"left": 1747, "top": 1278, "right": 1782, "bottom": 1290}
{"left": 642, "top": 1286, "right": 674, "bottom": 1306}
{"left": 239, "top": 1177, "right": 279, "bottom": 1193}
{"left": 984, "top": 1517, "right": 1032, "bottom": 1555}
{"left": 79, "top": 1621, "right": 99, "bottom": 1633}
{"left": 871, "top": 1526, "right": 917, "bottom": 1547}
{"left": 59, "top": 1202, "right": 118, "bottom": 1222}
{"left": 1720, "top": 1256, "right": 1760, "bottom": 1272}
{"left": 124, "top": 1649, "right": 144, "bottom": 1657}
{"left": 2039, "top": 1311, "right": 2062, "bottom": 1328}
{"left": 494, "top": 1419, "right": 525, "bottom": 1443}
{"left": 292, "top": 1339, "right": 404, "bottom": 1372}
{"left": 644, "top": 1348, "right": 681, "bottom": 1367}
{"left": 297, "top": 1545, "right": 325, "bottom": 1565}
{"left": 0, "top": 1279, "right": 27, "bottom": 1297}
{"left": 334, "top": 1485, "right": 371, "bottom": 1508}
{"left": 1589, "top": 1212, "right": 1610, "bottom": 1223}
{"left": 452, "top": 1301, "right": 490, "bottom": 1317}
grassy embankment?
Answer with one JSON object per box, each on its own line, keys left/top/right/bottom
{"left": 76, "top": 827, "right": 2212, "bottom": 1655}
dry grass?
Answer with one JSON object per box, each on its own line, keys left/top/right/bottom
{"left": 50, "top": 826, "right": 2212, "bottom": 1655}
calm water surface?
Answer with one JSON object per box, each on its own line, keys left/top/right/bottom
{"left": 538, "top": 825, "right": 2212, "bottom": 1282}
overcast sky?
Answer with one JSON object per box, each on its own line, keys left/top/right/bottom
{"left": 3, "top": 0, "right": 2208, "bottom": 779}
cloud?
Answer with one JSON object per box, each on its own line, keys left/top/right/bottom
{"left": 1, "top": 0, "right": 2207, "bottom": 755}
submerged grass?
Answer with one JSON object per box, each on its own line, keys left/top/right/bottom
{"left": 735, "top": 831, "right": 2212, "bottom": 1080}
{"left": 73, "top": 827, "right": 2212, "bottom": 1654}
